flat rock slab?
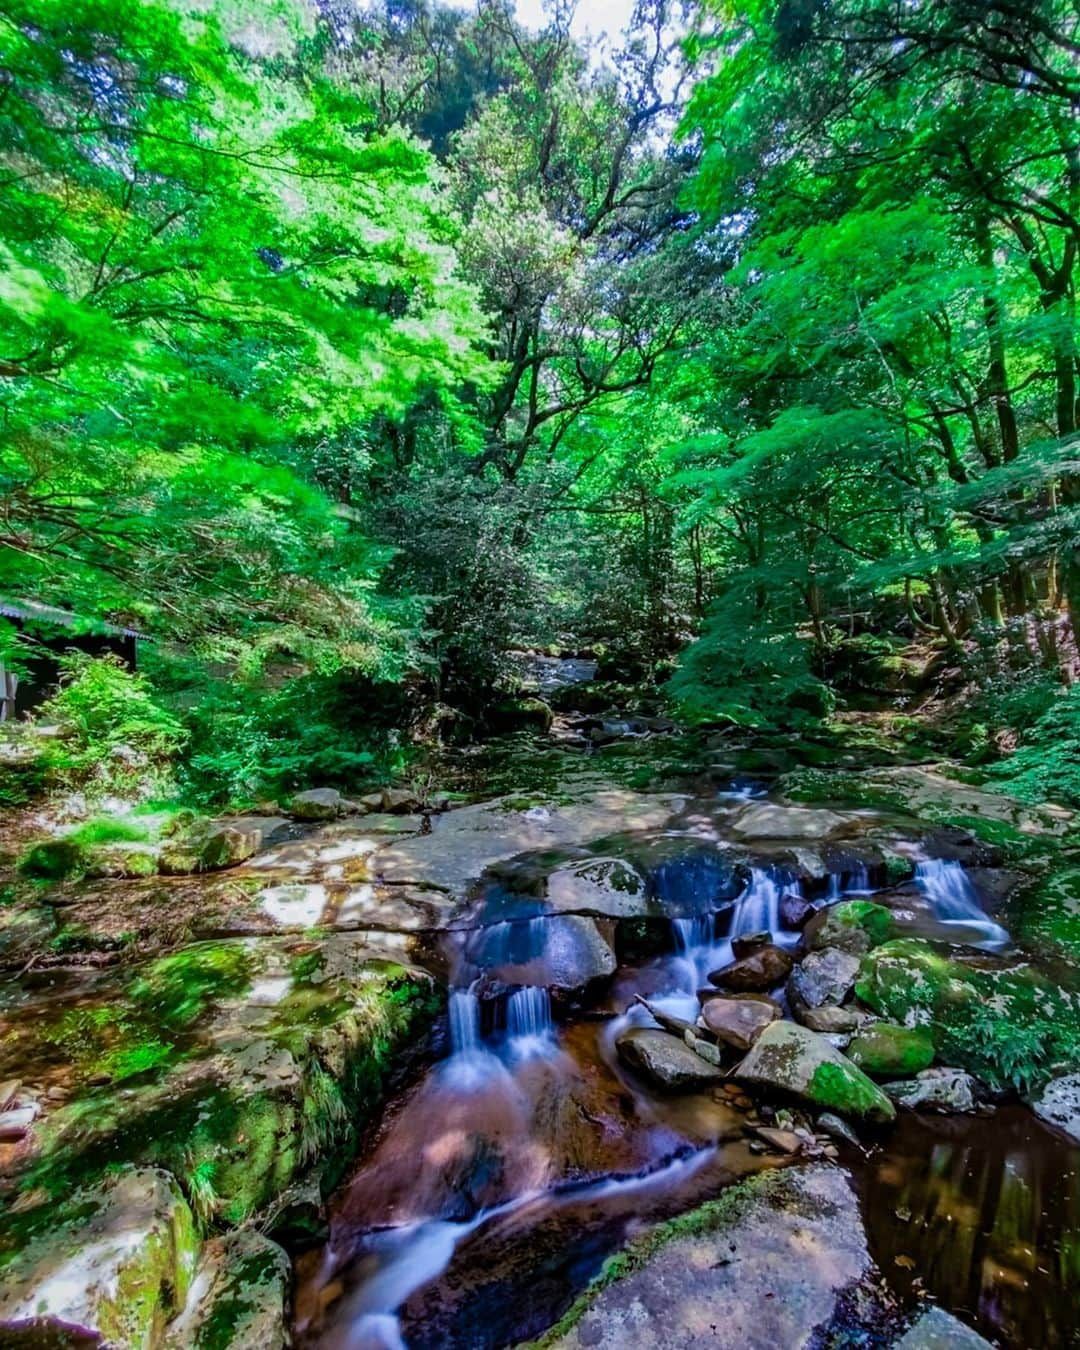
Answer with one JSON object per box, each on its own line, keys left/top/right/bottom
{"left": 894, "top": 1307, "right": 994, "bottom": 1349}
{"left": 616, "top": 1027, "right": 724, "bottom": 1090}
{"left": 373, "top": 792, "right": 684, "bottom": 896}
{"left": 545, "top": 857, "right": 654, "bottom": 918}
{"left": 545, "top": 1165, "right": 872, "bottom": 1349}
{"left": 732, "top": 803, "right": 847, "bottom": 841}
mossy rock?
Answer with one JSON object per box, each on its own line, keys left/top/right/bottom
{"left": 18, "top": 837, "right": 89, "bottom": 881}
{"left": 734, "top": 1020, "right": 895, "bottom": 1122}
{"left": 164, "top": 1230, "right": 290, "bottom": 1349}
{"left": 805, "top": 900, "right": 895, "bottom": 955}
{"left": 0, "top": 1167, "right": 199, "bottom": 1346}
{"left": 159, "top": 822, "right": 260, "bottom": 875}
{"left": 845, "top": 1022, "right": 935, "bottom": 1077}
{"left": 85, "top": 842, "right": 159, "bottom": 879}
{"left": 856, "top": 938, "right": 1080, "bottom": 1092}
{"left": 490, "top": 698, "right": 554, "bottom": 732}
{"left": 1015, "top": 863, "right": 1080, "bottom": 962}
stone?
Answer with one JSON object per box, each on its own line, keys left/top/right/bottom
{"left": 541, "top": 1165, "right": 875, "bottom": 1350}
{"left": 708, "top": 944, "right": 793, "bottom": 992}
{"left": 615, "top": 1028, "right": 724, "bottom": 1091}
{"left": 85, "top": 842, "right": 159, "bottom": 879}
{"left": 546, "top": 857, "right": 653, "bottom": 918}
{"left": 779, "top": 891, "right": 814, "bottom": 930}
{"left": 490, "top": 697, "right": 554, "bottom": 732}
{"left": 731, "top": 930, "right": 772, "bottom": 959}
{"left": 796, "top": 1004, "right": 870, "bottom": 1036}
{"left": 816, "top": 1112, "right": 862, "bottom": 1147}
{"left": 699, "top": 995, "right": 781, "bottom": 1051}
{"left": 846, "top": 1023, "right": 935, "bottom": 1077}
{"left": 750, "top": 1125, "right": 803, "bottom": 1154}
{"left": 474, "top": 913, "right": 616, "bottom": 1001}
{"left": 804, "top": 900, "right": 895, "bottom": 955}
{"left": 381, "top": 787, "right": 422, "bottom": 814}
{"left": 734, "top": 1021, "right": 896, "bottom": 1123}
{"left": 1031, "top": 1073, "right": 1080, "bottom": 1143}
{"left": 159, "top": 817, "right": 284, "bottom": 874}
{"left": 0, "top": 1167, "right": 199, "bottom": 1346}
{"left": 635, "top": 995, "right": 699, "bottom": 1040}
{"left": 787, "top": 947, "right": 861, "bottom": 1010}
{"left": 164, "top": 1230, "right": 290, "bottom": 1350}
{"left": 732, "top": 802, "right": 847, "bottom": 840}
{"left": 886, "top": 1067, "right": 982, "bottom": 1114}
{"left": 0, "top": 1079, "right": 19, "bottom": 1109}
{"left": 894, "top": 1306, "right": 994, "bottom": 1348}
{"left": 684, "top": 1030, "right": 724, "bottom": 1067}
{"left": 0, "top": 1103, "right": 38, "bottom": 1140}
{"left": 288, "top": 788, "right": 356, "bottom": 821}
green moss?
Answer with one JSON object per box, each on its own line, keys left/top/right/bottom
{"left": 70, "top": 816, "right": 152, "bottom": 847}
{"left": 834, "top": 899, "right": 895, "bottom": 946}
{"left": 806, "top": 1060, "right": 895, "bottom": 1119}
{"left": 845, "top": 1023, "right": 935, "bottom": 1076}
{"left": 129, "top": 942, "right": 255, "bottom": 1028}
{"left": 18, "top": 837, "right": 89, "bottom": 880}
{"left": 1015, "top": 863, "right": 1080, "bottom": 962}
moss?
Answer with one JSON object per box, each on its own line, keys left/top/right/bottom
{"left": 845, "top": 1023, "right": 935, "bottom": 1076}
{"left": 70, "top": 816, "right": 152, "bottom": 847}
{"left": 129, "top": 942, "right": 255, "bottom": 1028}
{"left": 1017, "top": 863, "right": 1080, "bottom": 962}
{"left": 833, "top": 899, "right": 895, "bottom": 947}
{"left": 18, "top": 837, "right": 89, "bottom": 880}
{"left": 806, "top": 1060, "right": 895, "bottom": 1120}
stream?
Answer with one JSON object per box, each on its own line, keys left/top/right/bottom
{"left": 289, "top": 788, "right": 1080, "bottom": 1349}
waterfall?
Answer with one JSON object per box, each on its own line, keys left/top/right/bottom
{"left": 673, "top": 915, "right": 714, "bottom": 954}
{"left": 728, "top": 867, "right": 781, "bottom": 939}
{"left": 448, "top": 987, "right": 483, "bottom": 1056}
{"left": 506, "top": 986, "right": 554, "bottom": 1056}
{"left": 915, "top": 859, "right": 1009, "bottom": 946}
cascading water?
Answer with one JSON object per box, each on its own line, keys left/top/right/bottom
{"left": 449, "top": 988, "right": 482, "bottom": 1056}
{"left": 505, "top": 986, "right": 555, "bottom": 1057}
{"left": 727, "top": 867, "right": 782, "bottom": 940}
{"left": 915, "top": 858, "right": 1009, "bottom": 947}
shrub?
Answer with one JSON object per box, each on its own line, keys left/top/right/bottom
{"left": 985, "top": 683, "right": 1080, "bottom": 808}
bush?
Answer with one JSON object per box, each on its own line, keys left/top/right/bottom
{"left": 37, "top": 654, "right": 186, "bottom": 795}
{"left": 985, "top": 683, "right": 1080, "bottom": 808}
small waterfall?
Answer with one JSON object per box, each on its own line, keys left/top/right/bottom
{"left": 915, "top": 859, "right": 1009, "bottom": 946}
{"left": 825, "top": 873, "right": 842, "bottom": 902}
{"left": 449, "top": 988, "right": 482, "bottom": 1055}
{"left": 846, "top": 862, "right": 871, "bottom": 894}
{"left": 673, "top": 915, "right": 714, "bottom": 954}
{"left": 728, "top": 867, "right": 781, "bottom": 939}
{"left": 506, "top": 986, "right": 554, "bottom": 1051}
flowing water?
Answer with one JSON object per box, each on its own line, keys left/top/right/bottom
{"left": 288, "top": 799, "right": 1080, "bottom": 1349}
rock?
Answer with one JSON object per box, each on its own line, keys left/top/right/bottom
{"left": 1031, "top": 1073, "right": 1080, "bottom": 1143}
{"left": 159, "top": 817, "right": 283, "bottom": 874}
{"left": 894, "top": 1306, "right": 994, "bottom": 1348}
{"left": 0, "top": 1167, "right": 199, "bottom": 1346}
{"left": 85, "top": 842, "right": 159, "bottom": 879}
{"left": 708, "top": 944, "right": 793, "bottom": 992}
{"left": 779, "top": 891, "right": 814, "bottom": 930}
{"left": 734, "top": 1021, "right": 896, "bottom": 1122}
{"left": 18, "top": 837, "right": 89, "bottom": 880}
{"left": 699, "top": 995, "right": 781, "bottom": 1051}
{"left": 919, "top": 825, "right": 1000, "bottom": 868}
{"left": 796, "top": 1004, "right": 870, "bottom": 1036}
{"left": 164, "top": 1230, "right": 290, "bottom": 1350}
{"left": 0, "top": 1079, "right": 19, "bottom": 1109}
{"left": 288, "top": 788, "right": 356, "bottom": 821}
{"left": 635, "top": 995, "right": 699, "bottom": 1040}
{"left": 0, "top": 1103, "right": 38, "bottom": 1140}
{"left": 732, "top": 803, "right": 846, "bottom": 840}
{"left": 787, "top": 947, "right": 861, "bottom": 1010}
{"left": 731, "top": 930, "right": 772, "bottom": 959}
{"left": 615, "top": 1028, "right": 724, "bottom": 1091}
{"left": 490, "top": 697, "right": 554, "bottom": 732}
{"left": 846, "top": 1023, "right": 935, "bottom": 1077}
{"left": 750, "top": 1125, "right": 803, "bottom": 1154}
{"left": 374, "top": 791, "right": 683, "bottom": 898}
{"left": 541, "top": 1165, "right": 875, "bottom": 1350}
{"left": 546, "top": 857, "right": 653, "bottom": 918}
{"left": 816, "top": 1112, "right": 862, "bottom": 1147}
{"left": 804, "top": 900, "right": 895, "bottom": 955}
{"left": 381, "top": 787, "right": 422, "bottom": 814}
{"left": 886, "top": 1067, "right": 982, "bottom": 1114}
{"left": 473, "top": 913, "right": 616, "bottom": 1002}
{"left": 684, "top": 1030, "right": 724, "bottom": 1067}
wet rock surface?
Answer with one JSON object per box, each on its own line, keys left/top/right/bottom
{"left": 615, "top": 1027, "right": 725, "bottom": 1090}
{"left": 735, "top": 1021, "right": 896, "bottom": 1123}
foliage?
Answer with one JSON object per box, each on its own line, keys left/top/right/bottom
{"left": 985, "top": 686, "right": 1080, "bottom": 808}
{"left": 35, "top": 655, "right": 186, "bottom": 794}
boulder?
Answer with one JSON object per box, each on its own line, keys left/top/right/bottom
{"left": 1031, "top": 1073, "right": 1080, "bottom": 1143}
{"left": 615, "top": 1028, "right": 724, "bottom": 1091}
{"left": 490, "top": 697, "right": 554, "bottom": 732}
{"left": 787, "top": 947, "right": 861, "bottom": 1010}
{"left": 708, "top": 944, "right": 793, "bottom": 992}
{"left": 732, "top": 803, "right": 846, "bottom": 841}
{"left": 474, "top": 913, "right": 616, "bottom": 1002}
{"left": 159, "top": 817, "right": 284, "bottom": 874}
{"left": 540, "top": 1165, "right": 877, "bottom": 1350}
{"left": 546, "top": 857, "right": 653, "bottom": 918}
{"left": 85, "top": 842, "right": 159, "bottom": 879}
{"left": 796, "top": 1004, "right": 871, "bottom": 1036}
{"left": 699, "top": 995, "right": 781, "bottom": 1051}
{"left": 734, "top": 1021, "right": 896, "bottom": 1123}
{"left": 381, "top": 787, "right": 423, "bottom": 814}
{"left": 731, "top": 930, "right": 772, "bottom": 959}
{"left": 0, "top": 1168, "right": 198, "bottom": 1346}
{"left": 804, "top": 900, "right": 895, "bottom": 955}
{"left": 886, "top": 1067, "right": 982, "bottom": 1114}
{"left": 288, "top": 788, "right": 356, "bottom": 821}
{"left": 846, "top": 1023, "right": 935, "bottom": 1077}
{"left": 779, "top": 891, "right": 814, "bottom": 930}
{"left": 894, "top": 1306, "right": 994, "bottom": 1348}
{"left": 164, "top": 1230, "right": 290, "bottom": 1350}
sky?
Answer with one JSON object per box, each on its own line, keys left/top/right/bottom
{"left": 513, "top": 0, "right": 639, "bottom": 42}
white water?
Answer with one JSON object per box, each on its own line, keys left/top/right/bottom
{"left": 506, "top": 986, "right": 555, "bottom": 1058}
{"left": 332, "top": 1149, "right": 715, "bottom": 1349}
{"left": 915, "top": 858, "right": 1009, "bottom": 947}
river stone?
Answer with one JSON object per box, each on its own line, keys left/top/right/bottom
{"left": 700, "top": 995, "right": 781, "bottom": 1051}
{"left": 164, "top": 1230, "right": 290, "bottom": 1350}
{"left": 1031, "top": 1073, "right": 1080, "bottom": 1143}
{"left": 708, "top": 944, "right": 793, "bottom": 992}
{"left": 289, "top": 788, "right": 357, "bottom": 821}
{"left": 615, "top": 1028, "right": 724, "bottom": 1090}
{"left": 542, "top": 1165, "right": 874, "bottom": 1350}
{"left": 846, "top": 1023, "right": 935, "bottom": 1077}
{"left": 732, "top": 803, "right": 847, "bottom": 840}
{"left": 788, "top": 947, "right": 861, "bottom": 1010}
{"left": 546, "top": 857, "right": 652, "bottom": 918}
{"left": 804, "top": 901, "right": 895, "bottom": 955}
{"left": 0, "top": 1167, "right": 199, "bottom": 1346}
{"left": 779, "top": 891, "right": 814, "bottom": 930}
{"left": 796, "top": 1004, "right": 870, "bottom": 1036}
{"left": 886, "top": 1067, "right": 981, "bottom": 1114}
{"left": 159, "top": 817, "right": 284, "bottom": 874}
{"left": 894, "top": 1307, "right": 994, "bottom": 1348}
{"left": 373, "top": 791, "right": 683, "bottom": 897}
{"left": 731, "top": 930, "right": 772, "bottom": 959}
{"left": 734, "top": 1021, "right": 896, "bottom": 1122}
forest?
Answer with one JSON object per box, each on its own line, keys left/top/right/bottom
{"left": 1, "top": 2, "right": 1080, "bottom": 1347}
